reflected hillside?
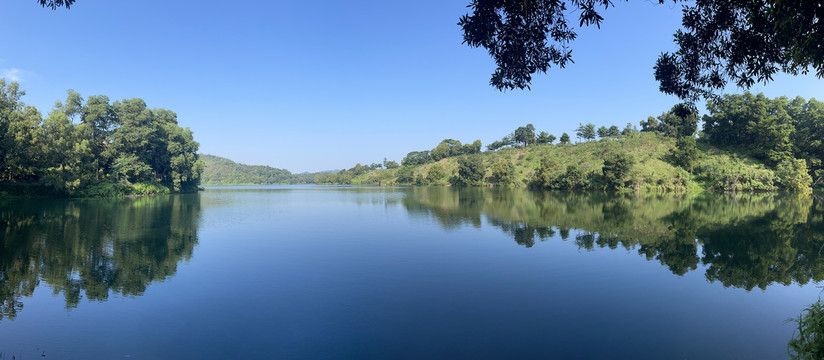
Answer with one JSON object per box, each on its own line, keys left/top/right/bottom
{"left": 0, "top": 194, "right": 201, "bottom": 320}
{"left": 402, "top": 188, "right": 824, "bottom": 290}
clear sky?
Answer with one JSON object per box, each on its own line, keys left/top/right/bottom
{"left": 1, "top": 0, "right": 821, "bottom": 173}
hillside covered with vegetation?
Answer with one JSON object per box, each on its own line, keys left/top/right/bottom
{"left": 317, "top": 93, "right": 823, "bottom": 193}
{"left": 0, "top": 81, "right": 203, "bottom": 197}
{"left": 200, "top": 154, "right": 314, "bottom": 185}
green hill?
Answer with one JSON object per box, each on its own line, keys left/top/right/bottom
{"left": 200, "top": 154, "right": 313, "bottom": 185}
{"left": 316, "top": 132, "right": 798, "bottom": 192}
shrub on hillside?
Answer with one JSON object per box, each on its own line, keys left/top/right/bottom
{"left": 776, "top": 159, "right": 813, "bottom": 192}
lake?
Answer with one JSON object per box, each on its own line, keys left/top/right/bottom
{"left": 1, "top": 186, "right": 822, "bottom": 359}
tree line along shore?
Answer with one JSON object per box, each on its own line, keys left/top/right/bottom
{"left": 313, "top": 93, "right": 823, "bottom": 193}
{"left": 0, "top": 80, "right": 202, "bottom": 197}
{"left": 3, "top": 81, "right": 822, "bottom": 197}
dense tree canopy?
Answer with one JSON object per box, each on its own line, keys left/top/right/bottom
{"left": 703, "top": 93, "right": 824, "bottom": 183}
{"left": 0, "top": 81, "right": 203, "bottom": 195}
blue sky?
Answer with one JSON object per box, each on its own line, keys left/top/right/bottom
{"left": 1, "top": 0, "right": 821, "bottom": 172}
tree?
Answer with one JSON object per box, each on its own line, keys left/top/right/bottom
{"left": 455, "top": 156, "right": 485, "bottom": 186}
{"left": 791, "top": 97, "right": 824, "bottom": 186}
{"left": 559, "top": 132, "right": 571, "bottom": 144}
{"left": 487, "top": 134, "right": 515, "bottom": 151}
{"left": 622, "top": 122, "right": 637, "bottom": 136}
{"left": 513, "top": 124, "right": 536, "bottom": 147}
{"left": 671, "top": 136, "right": 698, "bottom": 173}
{"left": 431, "top": 139, "right": 463, "bottom": 160}
{"left": 80, "top": 95, "right": 117, "bottom": 181}
{"left": 607, "top": 125, "right": 621, "bottom": 137}
{"left": 38, "top": 109, "right": 86, "bottom": 191}
{"left": 576, "top": 123, "right": 596, "bottom": 142}
{"left": 703, "top": 93, "right": 794, "bottom": 166}
{"left": 402, "top": 150, "right": 432, "bottom": 166}
{"left": 602, "top": 151, "right": 635, "bottom": 189}
{"left": 536, "top": 131, "right": 551, "bottom": 145}
{"left": 486, "top": 140, "right": 505, "bottom": 151}
{"left": 111, "top": 98, "right": 157, "bottom": 183}
{"left": 1, "top": 105, "right": 43, "bottom": 182}
{"left": 396, "top": 166, "right": 415, "bottom": 184}
{"left": 113, "top": 154, "right": 153, "bottom": 183}
{"left": 462, "top": 140, "right": 483, "bottom": 154}
{"left": 531, "top": 156, "right": 562, "bottom": 188}
{"left": 548, "top": 134, "right": 557, "bottom": 144}
{"left": 0, "top": 82, "right": 204, "bottom": 193}
{"left": 583, "top": 123, "right": 596, "bottom": 141}
{"left": 431, "top": 142, "right": 450, "bottom": 161}
{"left": 0, "top": 80, "right": 29, "bottom": 181}
{"left": 597, "top": 126, "right": 609, "bottom": 139}
{"left": 163, "top": 119, "right": 203, "bottom": 192}
{"left": 656, "top": 103, "right": 698, "bottom": 138}
{"left": 557, "top": 164, "right": 586, "bottom": 189}
{"left": 640, "top": 116, "right": 660, "bottom": 133}
{"left": 58, "top": 89, "right": 83, "bottom": 122}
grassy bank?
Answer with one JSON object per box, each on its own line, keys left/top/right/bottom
{"left": 324, "top": 132, "right": 800, "bottom": 193}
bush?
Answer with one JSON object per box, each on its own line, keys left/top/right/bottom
{"left": 556, "top": 165, "right": 587, "bottom": 190}
{"left": 129, "top": 181, "right": 170, "bottom": 195}
{"left": 788, "top": 299, "right": 824, "bottom": 359}
{"left": 776, "top": 159, "right": 813, "bottom": 192}
{"left": 672, "top": 136, "right": 698, "bottom": 172}
{"left": 75, "top": 181, "right": 130, "bottom": 198}
{"left": 694, "top": 157, "right": 777, "bottom": 192}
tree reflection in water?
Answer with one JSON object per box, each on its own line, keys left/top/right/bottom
{"left": 0, "top": 194, "right": 201, "bottom": 320}
{"left": 402, "top": 187, "right": 824, "bottom": 291}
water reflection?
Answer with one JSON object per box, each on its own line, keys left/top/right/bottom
{"left": 0, "top": 194, "right": 201, "bottom": 320}
{"left": 402, "top": 187, "right": 824, "bottom": 290}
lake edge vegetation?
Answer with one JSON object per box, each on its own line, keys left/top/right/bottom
{"left": 0, "top": 80, "right": 203, "bottom": 198}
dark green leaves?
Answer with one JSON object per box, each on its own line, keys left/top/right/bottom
{"left": 461, "top": 0, "right": 671, "bottom": 91}
{"left": 37, "top": 0, "right": 75, "bottom": 9}
{"left": 655, "top": 0, "right": 824, "bottom": 102}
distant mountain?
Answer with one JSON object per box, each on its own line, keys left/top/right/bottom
{"left": 200, "top": 154, "right": 314, "bottom": 185}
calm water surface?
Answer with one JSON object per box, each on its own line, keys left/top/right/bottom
{"left": 1, "top": 186, "right": 823, "bottom": 359}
